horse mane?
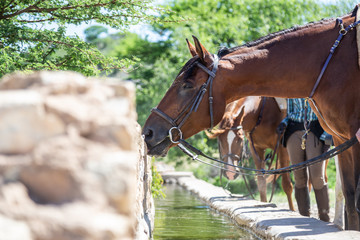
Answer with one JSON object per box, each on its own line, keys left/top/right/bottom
{"left": 217, "top": 16, "right": 344, "bottom": 58}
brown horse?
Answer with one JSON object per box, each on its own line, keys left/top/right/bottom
{"left": 207, "top": 97, "right": 295, "bottom": 211}
{"left": 143, "top": 10, "right": 360, "bottom": 229}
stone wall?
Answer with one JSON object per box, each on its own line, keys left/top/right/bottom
{"left": 0, "top": 71, "right": 153, "bottom": 240}
{"left": 175, "top": 175, "right": 360, "bottom": 240}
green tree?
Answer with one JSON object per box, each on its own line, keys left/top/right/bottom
{"left": 83, "top": 28, "right": 171, "bottom": 78}
{"left": 0, "top": 0, "right": 174, "bottom": 77}
{"left": 84, "top": 25, "right": 108, "bottom": 43}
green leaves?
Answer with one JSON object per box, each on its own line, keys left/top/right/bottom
{"left": 1, "top": 23, "right": 125, "bottom": 75}
{"left": 0, "top": 0, "right": 171, "bottom": 26}
{"left": 151, "top": 157, "right": 165, "bottom": 199}
{"left": 157, "top": 0, "right": 358, "bottom": 52}
{"left": 0, "top": 0, "right": 175, "bottom": 77}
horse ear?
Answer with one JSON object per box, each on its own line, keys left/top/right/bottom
{"left": 192, "top": 35, "right": 212, "bottom": 63}
{"left": 186, "top": 38, "right": 197, "bottom": 57}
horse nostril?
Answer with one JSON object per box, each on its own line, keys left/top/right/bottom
{"left": 143, "top": 128, "right": 154, "bottom": 140}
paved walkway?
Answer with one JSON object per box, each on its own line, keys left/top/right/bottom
{"left": 164, "top": 172, "right": 360, "bottom": 240}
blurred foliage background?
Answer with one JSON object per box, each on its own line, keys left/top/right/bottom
{"left": 2, "top": 0, "right": 357, "bottom": 198}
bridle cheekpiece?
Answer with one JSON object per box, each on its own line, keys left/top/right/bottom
{"left": 151, "top": 54, "right": 219, "bottom": 143}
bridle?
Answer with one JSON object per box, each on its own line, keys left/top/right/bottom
{"left": 221, "top": 153, "right": 241, "bottom": 162}
{"left": 218, "top": 130, "right": 257, "bottom": 199}
{"left": 151, "top": 54, "right": 219, "bottom": 143}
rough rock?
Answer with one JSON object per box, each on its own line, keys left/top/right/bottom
{"left": 0, "top": 90, "right": 65, "bottom": 154}
{"left": 0, "top": 71, "right": 153, "bottom": 240}
{"left": 0, "top": 214, "right": 32, "bottom": 240}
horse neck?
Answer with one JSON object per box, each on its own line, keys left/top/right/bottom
{"left": 219, "top": 17, "right": 351, "bottom": 103}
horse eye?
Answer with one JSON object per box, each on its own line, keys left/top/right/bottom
{"left": 182, "top": 82, "right": 193, "bottom": 89}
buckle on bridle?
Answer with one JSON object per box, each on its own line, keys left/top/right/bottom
{"left": 169, "top": 127, "right": 183, "bottom": 143}
{"left": 338, "top": 19, "right": 347, "bottom": 35}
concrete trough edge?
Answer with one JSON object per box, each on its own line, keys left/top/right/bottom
{"left": 169, "top": 174, "right": 360, "bottom": 240}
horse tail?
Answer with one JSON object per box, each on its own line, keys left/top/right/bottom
{"left": 205, "top": 129, "right": 226, "bottom": 139}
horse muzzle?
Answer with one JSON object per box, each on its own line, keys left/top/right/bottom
{"left": 142, "top": 124, "right": 172, "bottom": 157}
{"left": 222, "top": 157, "right": 240, "bottom": 180}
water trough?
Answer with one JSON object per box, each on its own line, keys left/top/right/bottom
{"left": 161, "top": 171, "right": 360, "bottom": 240}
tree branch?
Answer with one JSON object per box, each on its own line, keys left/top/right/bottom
{"left": 1, "top": 0, "right": 44, "bottom": 19}
{"left": 49, "top": 12, "right": 148, "bottom": 22}
{"left": 0, "top": 0, "right": 120, "bottom": 19}
{"left": 0, "top": 0, "right": 17, "bottom": 16}
{"left": 30, "top": 0, "right": 118, "bottom": 13}
{"left": 55, "top": 56, "right": 73, "bottom": 67}
{"left": 42, "top": 47, "right": 55, "bottom": 63}
{"left": 17, "top": 37, "right": 75, "bottom": 49}
{"left": 18, "top": 18, "right": 56, "bottom": 23}
{"left": 0, "top": 0, "right": 162, "bottom": 20}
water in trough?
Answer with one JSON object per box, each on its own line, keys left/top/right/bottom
{"left": 154, "top": 184, "right": 259, "bottom": 239}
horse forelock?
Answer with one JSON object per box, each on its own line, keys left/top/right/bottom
{"left": 174, "top": 56, "right": 199, "bottom": 84}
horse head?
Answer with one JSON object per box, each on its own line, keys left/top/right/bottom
{"left": 142, "top": 36, "right": 226, "bottom": 156}
{"left": 217, "top": 127, "right": 244, "bottom": 180}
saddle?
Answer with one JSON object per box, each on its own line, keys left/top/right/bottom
{"left": 274, "top": 97, "right": 287, "bottom": 112}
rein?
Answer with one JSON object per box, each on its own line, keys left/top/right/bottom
{"left": 218, "top": 140, "right": 257, "bottom": 199}
{"left": 178, "top": 136, "right": 358, "bottom": 176}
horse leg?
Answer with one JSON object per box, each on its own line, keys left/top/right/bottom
{"left": 250, "top": 145, "right": 267, "bottom": 202}
{"left": 278, "top": 146, "right": 295, "bottom": 211}
{"left": 342, "top": 143, "right": 360, "bottom": 230}
{"left": 335, "top": 137, "right": 359, "bottom": 230}
{"left": 352, "top": 143, "right": 360, "bottom": 230}
{"left": 333, "top": 156, "right": 344, "bottom": 229}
